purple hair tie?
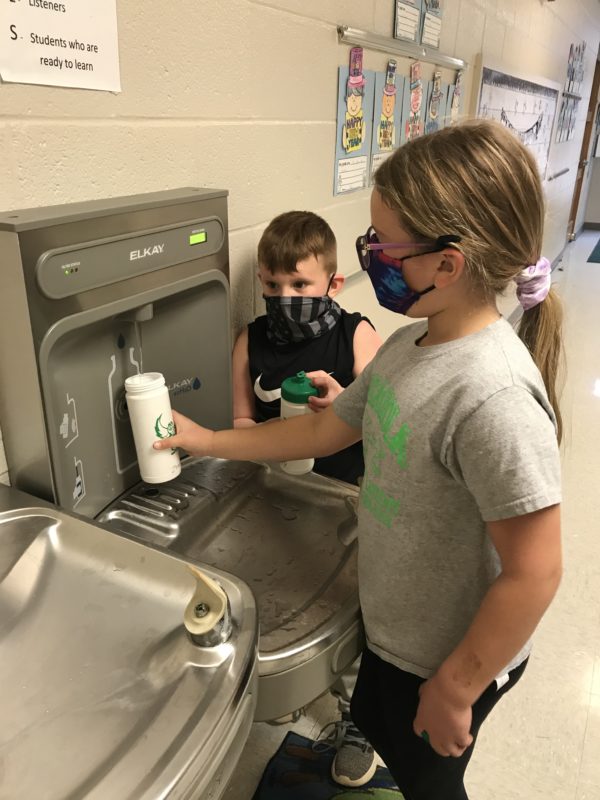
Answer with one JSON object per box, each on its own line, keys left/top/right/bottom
{"left": 515, "top": 257, "right": 551, "bottom": 311}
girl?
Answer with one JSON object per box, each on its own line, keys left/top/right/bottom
{"left": 155, "top": 119, "right": 562, "bottom": 799}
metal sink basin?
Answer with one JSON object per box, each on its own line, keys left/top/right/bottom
{"left": 0, "top": 485, "right": 258, "bottom": 800}
{"left": 99, "top": 458, "right": 363, "bottom": 721}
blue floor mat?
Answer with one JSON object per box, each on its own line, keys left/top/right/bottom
{"left": 587, "top": 239, "right": 600, "bottom": 262}
{"left": 252, "top": 731, "right": 404, "bottom": 799}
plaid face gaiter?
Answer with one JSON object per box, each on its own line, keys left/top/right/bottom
{"left": 264, "top": 295, "right": 342, "bottom": 345}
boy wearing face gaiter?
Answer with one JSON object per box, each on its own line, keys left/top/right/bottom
{"left": 231, "top": 210, "right": 381, "bottom": 785}
{"left": 233, "top": 211, "right": 381, "bottom": 485}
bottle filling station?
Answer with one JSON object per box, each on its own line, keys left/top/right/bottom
{"left": 0, "top": 189, "right": 362, "bottom": 797}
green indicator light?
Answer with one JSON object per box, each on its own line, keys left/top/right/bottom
{"left": 189, "top": 231, "right": 207, "bottom": 245}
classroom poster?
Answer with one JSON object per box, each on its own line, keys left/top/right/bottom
{"left": 334, "top": 47, "right": 375, "bottom": 195}
{"left": 424, "top": 70, "right": 447, "bottom": 133}
{"left": 401, "top": 61, "right": 425, "bottom": 144}
{"left": 446, "top": 69, "right": 464, "bottom": 124}
{"left": 555, "top": 95, "right": 578, "bottom": 143}
{"left": 371, "top": 60, "right": 404, "bottom": 177}
{"left": 422, "top": 0, "right": 442, "bottom": 49}
{"left": 477, "top": 66, "right": 558, "bottom": 179}
{"left": 556, "top": 42, "right": 586, "bottom": 143}
{"left": 394, "top": 0, "right": 423, "bottom": 44}
{"left": 565, "top": 41, "right": 586, "bottom": 94}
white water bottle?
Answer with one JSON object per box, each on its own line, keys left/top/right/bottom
{"left": 125, "top": 372, "right": 182, "bottom": 483}
{"left": 280, "top": 371, "right": 318, "bottom": 475}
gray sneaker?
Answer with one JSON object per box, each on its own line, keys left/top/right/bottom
{"left": 313, "top": 712, "right": 377, "bottom": 787}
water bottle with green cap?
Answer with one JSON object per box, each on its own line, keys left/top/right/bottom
{"left": 280, "top": 371, "right": 318, "bottom": 475}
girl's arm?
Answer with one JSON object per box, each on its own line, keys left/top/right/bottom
{"left": 414, "top": 504, "right": 562, "bottom": 756}
{"left": 352, "top": 320, "right": 382, "bottom": 377}
{"left": 154, "top": 405, "right": 362, "bottom": 462}
{"left": 232, "top": 328, "right": 257, "bottom": 428}
{"left": 306, "top": 371, "right": 344, "bottom": 412}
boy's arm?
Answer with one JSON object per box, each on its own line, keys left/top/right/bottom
{"left": 352, "top": 320, "right": 382, "bottom": 377}
{"left": 307, "top": 321, "right": 381, "bottom": 410}
{"left": 155, "top": 405, "right": 361, "bottom": 461}
{"left": 232, "top": 328, "right": 257, "bottom": 428}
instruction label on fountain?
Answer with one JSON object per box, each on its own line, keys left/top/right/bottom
{"left": 0, "top": 0, "right": 120, "bottom": 92}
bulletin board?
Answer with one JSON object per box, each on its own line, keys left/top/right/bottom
{"left": 334, "top": 49, "right": 465, "bottom": 196}
{"left": 476, "top": 64, "right": 560, "bottom": 180}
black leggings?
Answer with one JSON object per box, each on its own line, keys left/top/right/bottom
{"left": 350, "top": 647, "right": 527, "bottom": 800}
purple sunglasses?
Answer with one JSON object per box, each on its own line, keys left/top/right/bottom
{"left": 356, "top": 226, "right": 462, "bottom": 271}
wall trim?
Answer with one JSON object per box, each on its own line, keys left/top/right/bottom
{"left": 551, "top": 244, "right": 568, "bottom": 269}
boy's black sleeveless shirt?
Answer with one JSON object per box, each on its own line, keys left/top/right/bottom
{"left": 247, "top": 310, "right": 368, "bottom": 485}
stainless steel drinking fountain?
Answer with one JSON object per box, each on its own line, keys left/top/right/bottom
{"left": 0, "top": 482, "right": 258, "bottom": 800}
{"left": 0, "top": 188, "right": 363, "bottom": 735}
{"left": 0, "top": 189, "right": 257, "bottom": 798}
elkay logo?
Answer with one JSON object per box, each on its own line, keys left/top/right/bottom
{"left": 129, "top": 243, "right": 165, "bottom": 261}
{"left": 167, "top": 377, "right": 202, "bottom": 396}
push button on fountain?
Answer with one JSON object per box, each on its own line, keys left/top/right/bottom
{"left": 184, "top": 566, "right": 232, "bottom": 647}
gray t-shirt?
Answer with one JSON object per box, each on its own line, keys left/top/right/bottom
{"left": 333, "top": 317, "right": 561, "bottom": 679}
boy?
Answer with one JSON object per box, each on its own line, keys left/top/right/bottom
{"left": 232, "top": 211, "right": 381, "bottom": 786}
{"left": 233, "top": 211, "right": 380, "bottom": 482}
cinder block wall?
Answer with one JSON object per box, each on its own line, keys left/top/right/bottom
{"left": 1, "top": 0, "right": 598, "bottom": 484}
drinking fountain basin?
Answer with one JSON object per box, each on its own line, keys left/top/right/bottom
{"left": 0, "top": 484, "right": 258, "bottom": 800}
{"left": 99, "top": 457, "right": 364, "bottom": 722}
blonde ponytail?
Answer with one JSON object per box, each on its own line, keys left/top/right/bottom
{"left": 518, "top": 287, "right": 564, "bottom": 442}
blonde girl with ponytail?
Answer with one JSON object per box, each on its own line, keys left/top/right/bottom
{"left": 155, "top": 119, "right": 563, "bottom": 800}
{"left": 372, "top": 118, "right": 564, "bottom": 442}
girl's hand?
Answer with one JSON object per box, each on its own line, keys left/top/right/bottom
{"left": 413, "top": 675, "right": 474, "bottom": 758}
{"left": 306, "top": 371, "right": 344, "bottom": 412}
{"left": 153, "top": 410, "right": 215, "bottom": 457}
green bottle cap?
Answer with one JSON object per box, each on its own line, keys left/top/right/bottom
{"left": 281, "top": 371, "right": 318, "bottom": 404}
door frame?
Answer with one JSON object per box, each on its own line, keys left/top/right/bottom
{"left": 567, "top": 55, "right": 600, "bottom": 239}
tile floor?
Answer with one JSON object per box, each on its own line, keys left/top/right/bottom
{"left": 223, "top": 231, "right": 600, "bottom": 800}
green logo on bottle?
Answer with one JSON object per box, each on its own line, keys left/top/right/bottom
{"left": 154, "top": 414, "right": 177, "bottom": 454}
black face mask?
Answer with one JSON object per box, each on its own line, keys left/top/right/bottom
{"left": 264, "top": 290, "right": 342, "bottom": 345}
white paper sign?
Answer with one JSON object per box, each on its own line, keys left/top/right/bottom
{"left": 422, "top": 12, "right": 442, "bottom": 48}
{"left": 336, "top": 156, "right": 368, "bottom": 193}
{"left": 0, "top": 0, "right": 121, "bottom": 92}
{"left": 395, "top": 1, "right": 422, "bottom": 44}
